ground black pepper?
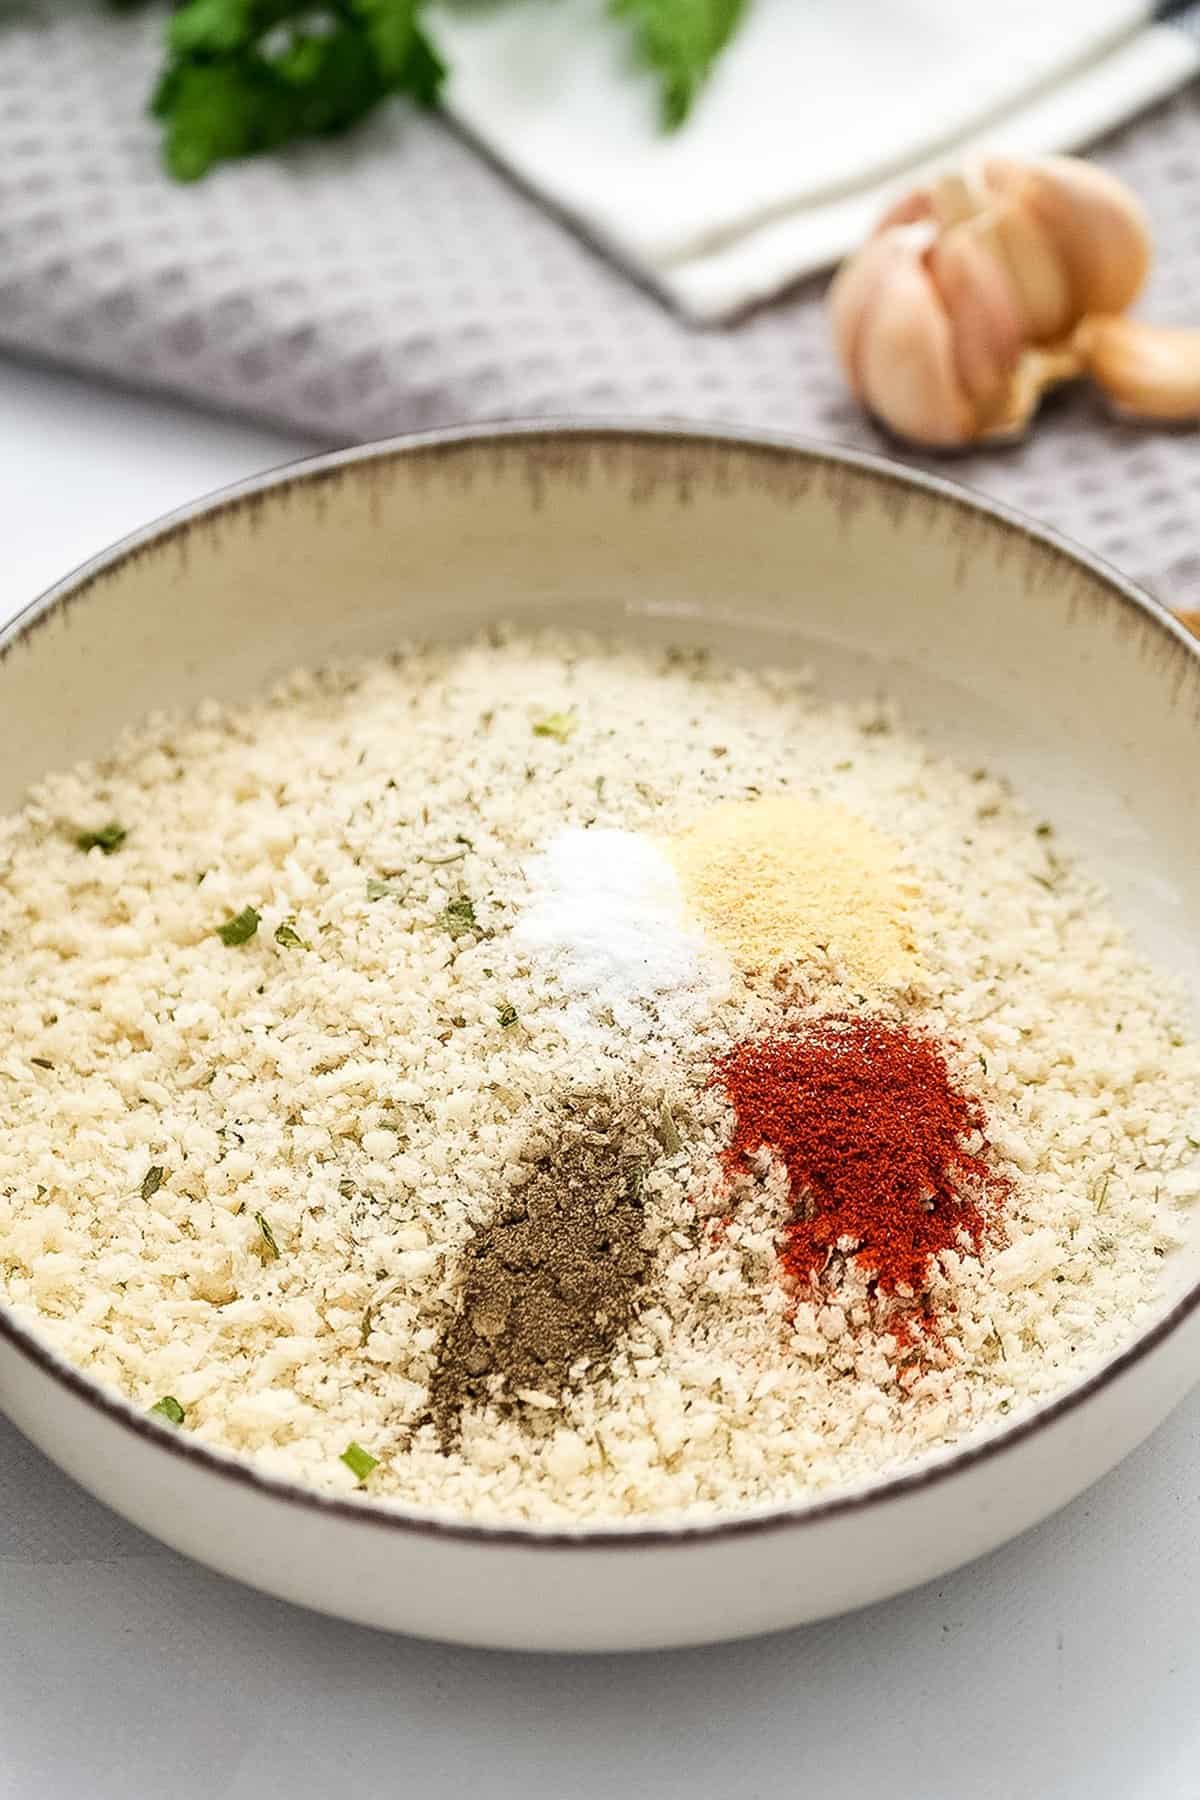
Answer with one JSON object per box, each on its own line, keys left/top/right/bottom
{"left": 427, "top": 1087, "right": 669, "bottom": 1449}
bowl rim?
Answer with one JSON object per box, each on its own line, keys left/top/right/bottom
{"left": 3, "top": 417, "right": 1199, "bottom": 1551}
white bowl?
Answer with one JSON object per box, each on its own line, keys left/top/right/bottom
{"left": 2, "top": 425, "right": 1199, "bottom": 1652}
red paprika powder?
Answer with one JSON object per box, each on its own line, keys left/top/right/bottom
{"left": 717, "top": 1017, "right": 1008, "bottom": 1325}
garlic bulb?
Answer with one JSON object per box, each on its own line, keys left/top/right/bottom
{"left": 829, "top": 155, "right": 1157, "bottom": 447}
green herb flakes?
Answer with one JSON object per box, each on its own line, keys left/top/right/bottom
{"left": 497, "top": 1001, "right": 519, "bottom": 1029}
{"left": 656, "top": 1102, "right": 683, "bottom": 1156}
{"left": 75, "top": 822, "right": 127, "bottom": 855}
{"left": 217, "top": 905, "right": 261, "bottom": 946}
{"left": 149, "top": 1395, "right": 186, "bottom": 1426}
{"left": 274, "top": 920, "right": 309, "bottom": 950}
{"left": 340, "top": 1441, "right": 379, "bottom": 1483}
{"left": 141, "top": 1165, "right": 165, "bottom": 1202}
{"left": 254, "top": 1212, "right": 280, "bottom": 1260}
{"left": 532, "top": 711, "right": 576, "bottom": 745}
{"left": 440, "top": 894, "right": 478, "bottom": 937}
{"left": 366, "top": 877, "right": 406, "bottom": 902}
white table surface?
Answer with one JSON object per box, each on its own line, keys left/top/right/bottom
{"left": 2, "top": 357, "right": 1199, "bottom": 1800}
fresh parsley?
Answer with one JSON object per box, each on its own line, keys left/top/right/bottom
{"left": 75, "top": 822, "right": 127, "bottom": 855}
{"left": 147, "top": 0, "right": 747, "bottom": 177}
{"left": 274, "top": 920, "right": 309, "bottom": 949}
{"left": 149, "top": 1395, "right": 186, "bottom": 1426}
{"left": 610, "top": 0, "right": 747, "bottom": 128}
{"left": 340, "top": 1440, "right": 379, "bottom": 1482}
{"left": 217, "top": 905, "right": 261, "bottom": 946}
{"left": 154, "top": 0, "right": 446, "bottom": 182}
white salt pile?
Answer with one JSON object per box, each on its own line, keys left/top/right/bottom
{"left": 512, "top": 827, "right": 734, "bottom": 1035}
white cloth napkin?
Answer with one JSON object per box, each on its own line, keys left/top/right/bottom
{"left": 431, "top": 0, "right": 1200, "bottom": 320}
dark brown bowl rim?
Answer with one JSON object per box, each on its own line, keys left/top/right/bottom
{"left": 2, "top": 420, "right": 1198, "bottom": 1552}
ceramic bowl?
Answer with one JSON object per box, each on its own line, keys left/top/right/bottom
{"left": 2, "top": 426, "right": 1199, "bottom": 1652}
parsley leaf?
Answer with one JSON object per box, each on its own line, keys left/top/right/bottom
{"left": 497, "top": 1001, "right": 518, "bottom": 1029}
{"left": 75, "top": 822, "right": 127, "bottom": 855}
{"left": 217, "top": 905, "right": 261, "bottom": 946}
{"left": 609, "top": 0, "right": 747, "bottom": 128}
{"left": 153, "top": 0, "right": 445, "bottom": 182}
{"left": 274, "top": 920, "right": 309, "bottom": 949}
{"left": 141, "top": 1165, "right": 166, "bottom": 1202}
{"left": 340, "top": 1440, "right": 379, "bottom": 1482}
{"left": 149, "top": 1395, "right": 186, "bottom": 1426}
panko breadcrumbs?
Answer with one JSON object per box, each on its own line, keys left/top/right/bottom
{"left": 0, "top": 628, "right": 1198, "bottom": 1525}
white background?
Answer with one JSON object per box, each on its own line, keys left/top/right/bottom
{"left": 2, "top": 357, "right": 1199, "bottom": 1800}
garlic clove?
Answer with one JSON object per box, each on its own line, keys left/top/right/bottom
{"left": 981, "top": 340, "right": 1085, "bottom": 441}
{"left": 827, "top": 223, "right": 934, "bottom": 398}
{"left": 975, "top": 201, "right": 1075, "bottom": 343}
{"left": 1017, "top": 156, "right": 1151, "bottom": 318}
{"left": 855, "top": 252, "right": 975, "bottom": 447}
{"left": 930, "top": 162, "right": 992, "bottom": 229}
{"left": 874, "top": 187, "right": 937, "bottom": 233}
{"left": 1076, "top": 315, "right": 1200, "bottom": 421}
{"left": 928, "top": 218, "right": 1023, "bottom": 416}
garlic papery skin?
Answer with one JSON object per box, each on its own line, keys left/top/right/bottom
{"left": 828, "top": 153, "right": 1154, "bottom": 448}
{"left": 1076, "top": 316, "right": 1200, "bottom": 422}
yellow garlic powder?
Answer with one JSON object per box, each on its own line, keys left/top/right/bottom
{"left": 666, "top": 795, "right": 920, "bottom": 993}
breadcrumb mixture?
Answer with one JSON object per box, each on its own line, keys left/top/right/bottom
{"left": 0, "top": 630, "right": 1197, "bottom": 1524}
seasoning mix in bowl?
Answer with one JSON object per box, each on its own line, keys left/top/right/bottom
{"left": 2, "top": 626, "right": 1196, "bottom": 1524}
